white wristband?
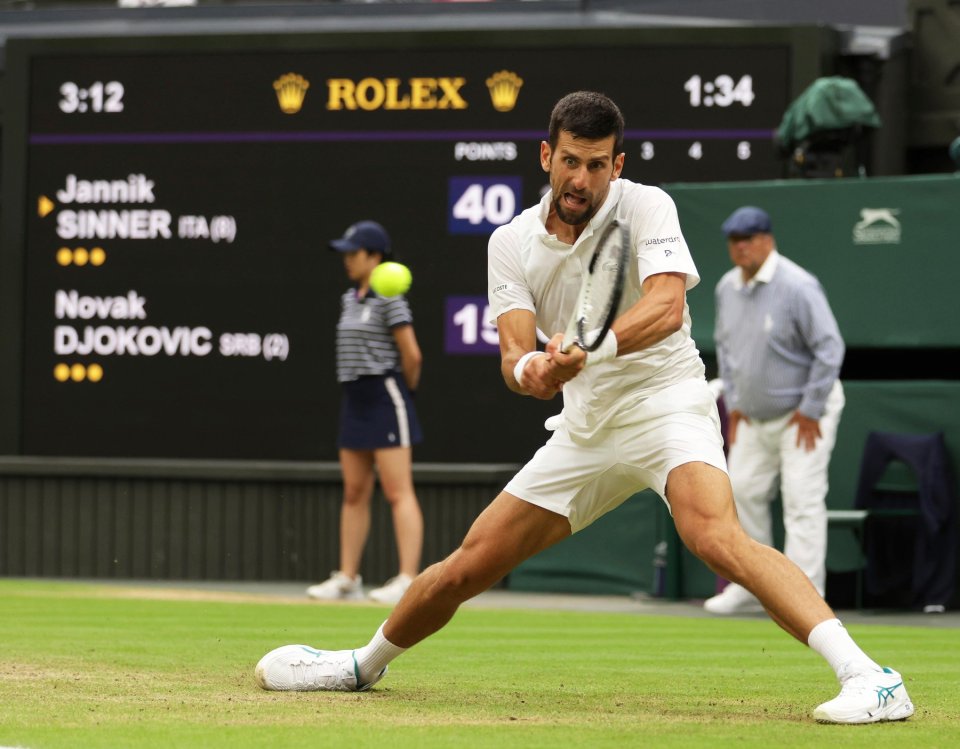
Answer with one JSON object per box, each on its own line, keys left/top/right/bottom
{"left": 585, "top": 330, "right": 618, "bottom": 367}
{"left": 513, "top": 351, "right": 545, "bottom": 387}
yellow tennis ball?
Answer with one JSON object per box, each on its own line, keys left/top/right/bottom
{"left": 370, "top": 261, "right": 412, "bottom": 297}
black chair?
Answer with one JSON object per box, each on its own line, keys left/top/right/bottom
{"left": 850, "top": 431, "right": 958, "bottom": 611}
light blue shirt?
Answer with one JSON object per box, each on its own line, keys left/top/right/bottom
{"left": 714, "top": 250, "right": 844, "bottom": 420}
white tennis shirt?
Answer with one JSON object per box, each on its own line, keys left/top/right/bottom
{"left": 488, "top": 178, "right": 707, "bottom": 440}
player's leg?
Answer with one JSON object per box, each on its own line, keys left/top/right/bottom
{"left": 370, "top": 445, "right": 424, "bottom": 601}
{"left": 258, "top": 425, "right": 602, "bottom": 692}
{"left": 382, "top": 491, "right": 571, "bottom": 646}
{"left": 668, "top": 460, "right": 913, "bottom": 723}
{"left": 669, "top": 460, "right": 832, "bottom": 639}
{"left": 256, "top": 491, "right": 571, "bottom": 692}
{"left": 779, "top": 382, "right": 844, "bottom": 596}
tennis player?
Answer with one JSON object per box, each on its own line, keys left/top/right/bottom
{"left": 256, "top": 91, "right": 914, "bottom": 724}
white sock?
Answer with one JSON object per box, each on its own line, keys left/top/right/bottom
{"left": 355, "top": 621, "right": 407, "bottom": 684}
{"left": 807, "top": 618, "right": 881, "bottom": 678}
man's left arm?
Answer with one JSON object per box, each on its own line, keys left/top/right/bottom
{"left": 539, "top": 271, "right": 687, "bottom": 369}
{"left": 796, "top": 282, "right": 845, "bottom": 419}
{"left": 608, "top": 272, "right": 687, "bottom": 354}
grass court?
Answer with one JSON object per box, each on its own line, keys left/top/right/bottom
{"left": 0, "top": 578, "right": 957, "bottom": 748}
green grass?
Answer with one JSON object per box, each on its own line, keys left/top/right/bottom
{"left": 0, "top": 579, "right": 957, "bottom": 748}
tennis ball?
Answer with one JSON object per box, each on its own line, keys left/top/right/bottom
{"left": 370, "top": 261, "right": 412, "bottom": 297}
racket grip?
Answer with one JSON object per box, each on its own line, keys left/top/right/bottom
{"left": 559, "top": 320, "right": 579, "bottom": 354}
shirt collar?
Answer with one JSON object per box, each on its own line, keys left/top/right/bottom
{"left": 537, "top": 179, "right": 623, "bottom": 249}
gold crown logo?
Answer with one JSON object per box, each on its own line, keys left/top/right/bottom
{"left": 273, "top": 73, "right": 310, "bottom": 114}
{"left": 485, "top": 70, "right": 523, "bottom": 112}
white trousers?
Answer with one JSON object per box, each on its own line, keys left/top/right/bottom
{"left": 726, "top": 380, "right": 845, "bottom": 596}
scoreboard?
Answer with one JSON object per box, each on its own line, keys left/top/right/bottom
{"left": 0, "top": 26, "right": 839, "bottom": 461}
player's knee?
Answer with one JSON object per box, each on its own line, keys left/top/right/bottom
{"left": 682, "top": 522, "right": 743, "bottom": 574}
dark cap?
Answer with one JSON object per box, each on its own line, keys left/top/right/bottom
{"left": 329, "top": 220, "right": 392, "bottom": 257}
{"left": 721, "top": 206, "right": 772, "bottom": 237}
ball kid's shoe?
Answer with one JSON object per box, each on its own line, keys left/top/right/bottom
{"left": 255, "top": 644, "right": 387, "bottom": 692}
{"left": 813, "top": 664, "right": 915, "bottom": 724}
{"left": 368, "top": 573, "right": 414, "bottom": 605}
{"left": 306, "top": 571, "right": 364, "bottom": 601}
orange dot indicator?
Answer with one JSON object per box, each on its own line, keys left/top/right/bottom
{"left": 70, "top": 363, "right": 85, "bottom": 382}
{"left": 74, "top": 247, "right": 89, "bottom": 266}
{"left": 87, "top": 363, "right": 104, "bottom": 382}
{"left": 90, "top": 247, "right": 106, "bottom": 266}
{"left": 54, "top": 363, "right": 70, "bottom": 381}
{"left": 56, "top": 248, "right": 73, "bottom": 266}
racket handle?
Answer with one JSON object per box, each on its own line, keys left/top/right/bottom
{"left": 559, "top": 319, "right": 579, "bottom": 354}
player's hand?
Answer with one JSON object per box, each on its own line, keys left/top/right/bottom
{"left": 788, "top": 411, "right": 822, "bottom": 452}
{"left": 545, "top": 333, "right": 586, "bottom": 383}
{"left": 520, "top": 352, "right": 565, "bottom": 400}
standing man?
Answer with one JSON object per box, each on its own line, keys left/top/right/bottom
{"left": 705, "top": 206, "right": 845, "bottom": 615}
{"left": 256, "top": 92, "right": 912, "bottom": 724}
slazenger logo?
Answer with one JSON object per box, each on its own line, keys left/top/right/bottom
{"left": 853, "top": 208, "right": 901, "bottom": 245}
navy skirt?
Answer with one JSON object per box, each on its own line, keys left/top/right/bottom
{"left": 338, "top": 373, "right": 423, "bottom": 450}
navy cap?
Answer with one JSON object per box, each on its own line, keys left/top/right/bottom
{"left": 329, "top": 220, "right": 392, "bottom": 257}
{"left": 721, "top": 206, "right": 772, "bottom": 237}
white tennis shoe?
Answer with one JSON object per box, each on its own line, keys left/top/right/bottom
{"left": 368, "top": 574, "right": 413, "bottom": 605}
{"left": 703, "top": 583, "right": 764, "bottom": 614}
{"left": 255, "top": 644, "right": 387, "bottom": 692}
{"left": 814, "top": 664, "right": 914, "bottom": 723}
{"left": 306, "top": 571, "right": 364, "bottom": 601}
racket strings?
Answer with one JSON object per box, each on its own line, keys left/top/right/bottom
{"left": 578, "top": 235, "right": 624, "bottom": 347}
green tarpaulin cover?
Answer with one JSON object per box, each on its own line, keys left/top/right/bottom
{"left": 777, "top": 76, "right": 881, "bottom": 148}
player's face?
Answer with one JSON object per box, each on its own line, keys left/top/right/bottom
{"left": 541, "top": 131, "right": 624, "bottom": 227}
{"left": 727, "top": 233, "right": 774, "bottom": 280}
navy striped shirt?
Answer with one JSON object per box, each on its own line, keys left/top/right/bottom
{"left": 714, "top": 251, "right": 844, "bottom": 420}
{"left": 336, "top": 289, "right": 413, "bottom": 383}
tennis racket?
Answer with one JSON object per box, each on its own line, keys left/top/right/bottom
{"left": 560, "top": 218, "right": 630, "bottom": 353}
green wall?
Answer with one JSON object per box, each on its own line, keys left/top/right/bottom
{"left": 665, "top": 174, "right": 960, "bottom": 352}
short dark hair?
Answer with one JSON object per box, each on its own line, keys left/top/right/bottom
{"left": 548, "top": 91, "right": 625, "bottom": 156}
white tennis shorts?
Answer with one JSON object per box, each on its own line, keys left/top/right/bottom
{"left": 504, "top": 378, "right": 728, "bottom": 533}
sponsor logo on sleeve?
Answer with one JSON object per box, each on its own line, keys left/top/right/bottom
{"left": 643, "top": 236, "right": 681, "bottom": 257}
